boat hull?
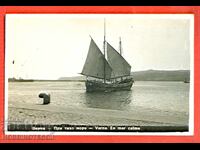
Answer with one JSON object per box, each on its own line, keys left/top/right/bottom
{"left": 85, "top": 79, "right": 134, "bottom": 92}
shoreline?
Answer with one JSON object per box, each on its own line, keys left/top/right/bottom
{"left": 8, "top": 101, "right": 188, "bottom": 126}
{"left": 8, "top": 107, "right": 180, "bottom": 127}
{"left": 7, "top": 81, "right": 189, "bottom": 132}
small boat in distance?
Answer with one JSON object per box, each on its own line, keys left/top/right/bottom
{"left": 184, "top": 78, "right": 190, "bottom": 83}
{"left": 81, "top": 20, "right": 134, "bottom": 92}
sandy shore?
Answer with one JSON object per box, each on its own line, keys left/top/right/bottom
{"left": 8, "top": 107, "right": 173, "bottom": 126}
{"left": 8, "top": 101, "right": 188, "bottom": 126}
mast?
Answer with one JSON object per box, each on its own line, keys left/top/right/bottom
{"left": 119, "top": 37, "right": 123, "bottom": 81}
{"left": 103, "top": 18, "right": 106, "bottom": 83}
{"left": 119, "top": 37, "right": 122, "bottom": 55}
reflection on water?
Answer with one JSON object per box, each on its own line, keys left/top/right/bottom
{"left": 8, "top": 81, "right": 189, "bottom": 113}
{"left": 83, "top": 90, "right": 133, "bottom": 110}
{"left": 8, "top": 81, "right": 189, "bottom": 126}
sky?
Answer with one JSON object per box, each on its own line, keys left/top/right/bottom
{"left": 6, "top": 14, "right": 193, "bottom": 80}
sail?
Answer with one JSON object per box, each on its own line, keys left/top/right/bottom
{"left": 81, "top": 38, "right": 112, "bottom": 79}
{"left": 107, "top": 42, "right": 131, "bottom": 78}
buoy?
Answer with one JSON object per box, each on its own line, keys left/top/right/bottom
{"left": 39, "top": 92, "right": 50, "bottom": 105}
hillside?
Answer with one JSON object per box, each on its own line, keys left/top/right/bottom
{"left": 132, "top": 70, "right": 190, "bottom": 81}
{"left": 58, "top": 70, "right": 190, "bottom": 82}
{"left": 58, "top": 76, "right": 86, "bottom": 81}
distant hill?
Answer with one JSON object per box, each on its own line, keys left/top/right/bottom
{"left": 132, "top": 70, "right": 190, "bottom": 81}
{"left": 58, "top": 76, "right": 86, "bottom": 81}
{"left": 58, "top": 70, "right": 190, "bottom": 82}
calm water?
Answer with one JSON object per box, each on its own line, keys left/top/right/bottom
{"left": 8, "top": 81, "right": 189, "bottom": 114}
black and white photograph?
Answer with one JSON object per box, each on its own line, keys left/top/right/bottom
{"left": 5, "top": 14, "right": 194, "bottom": 134}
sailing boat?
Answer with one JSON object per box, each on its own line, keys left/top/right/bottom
{"left": 81, "top": 20, "right": 134, "bottom": 92}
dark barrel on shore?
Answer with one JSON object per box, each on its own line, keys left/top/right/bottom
{"left": 39, "top": 92, "right": 50, "bottom": 104}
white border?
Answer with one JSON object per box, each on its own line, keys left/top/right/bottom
{"left": 4, "top": 14, "right": 194, "bottom": 136}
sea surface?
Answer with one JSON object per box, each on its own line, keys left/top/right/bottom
{"left": 8, "top": 81, "right": 190, "bottom": 126}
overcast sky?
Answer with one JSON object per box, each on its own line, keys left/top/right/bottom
{"left": 6, "top": 14, "right": 193, "bottom": 80}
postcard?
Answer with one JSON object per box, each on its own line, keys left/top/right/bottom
{"left": 0, "top": 6, "right": 199, "bottom": 143}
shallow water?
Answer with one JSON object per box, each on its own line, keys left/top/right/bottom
{"left": 8, "top": 81, "right": 189, "bottom": 114}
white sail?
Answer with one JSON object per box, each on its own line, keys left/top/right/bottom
{"left": 81, "top": 38, "right": 112, "bottom": 79}
{"left": 107, "top": 42, "right": 131, "bottom": 78}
